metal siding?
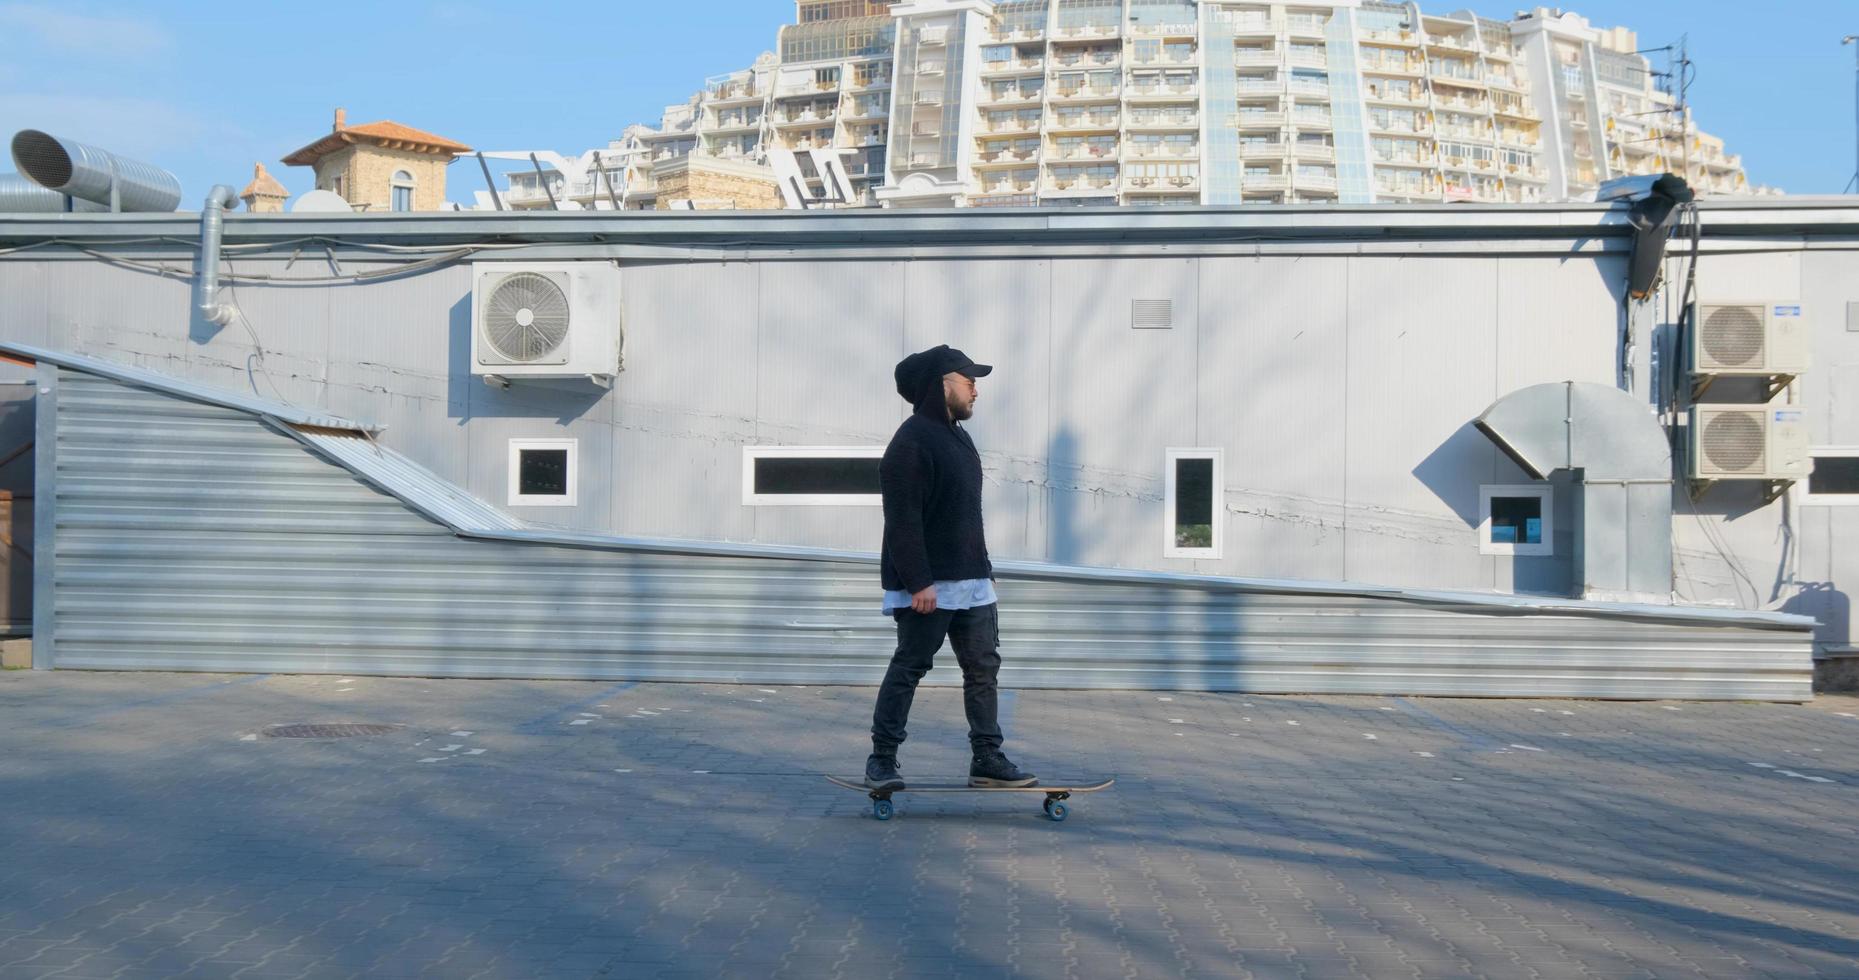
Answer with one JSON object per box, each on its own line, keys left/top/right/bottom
{"left": 320, "top": 263, "right": 472, "bottom": 488}
{"left": 1197, "top": 256, "right": 1349, "bottom": 581}
{"left": 1046, "top": 258, "right": 1199, "bottom": 568}
{"left": 1345, "top": 256, "right": 1498, "bottom": 588}
{"left": 752, "top": 260, "right": 906, "bottom": 549}
{"left": 901, "top": 259, "right": 1054, "bottom": 562}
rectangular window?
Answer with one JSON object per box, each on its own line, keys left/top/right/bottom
{"left": 742, "top": 447, "right": 883, "bottom": 506}
{"left": 1479, "top": 484, "right": 1552, "bottom": 556}
{"left": 1800, "top": 449, "right": 1859, "bottom": 506}
{"left": 1164, "top": 448, "right": 1223, "bottom": 559}
{"left": 508, "top": 438, "right": 577, "bottom": 507}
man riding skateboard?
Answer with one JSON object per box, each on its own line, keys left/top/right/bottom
{"left": 865, "top": 344, "right": 1036, "bottom": 792}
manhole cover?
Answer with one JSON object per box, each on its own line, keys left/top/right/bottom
{"left": 264, "top": 724, "right": 403, "bottom": 739}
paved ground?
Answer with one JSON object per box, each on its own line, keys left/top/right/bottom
{"left": 1, "top": 671, "right": 1856, "bottom": 980}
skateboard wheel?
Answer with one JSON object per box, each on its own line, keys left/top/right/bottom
{"left": 1046, "top": 802, "right": 1067, "bottom": 822}
{"left": 873, "top": 799, "right": 894, "bottom": 821}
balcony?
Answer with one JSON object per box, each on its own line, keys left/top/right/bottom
{"left": 1369, "top": 118, "right": 1430, "bottom": 135}
{"left": 1126, "top": 110, "right": 1198, "bottom": 131}
{"left": 1129, "top": 82, "right": 1199, "bottom": 101}
{"left": 1042, "top": 175, "right": 1116, "bottom": 195}
{"left": 1433, "top": 93, "right": 1486, "bottom": 110}
{"left": 992, "top": 26, "right": 1045, "bottom": 43}
{"left": 1289, "top": 80, "right": 1330, "bottom": 97}
{"left": 1125, "top": 141, "right": 1197, "bottom": 159}
{"left": 1235, "top": 77, "right": 1283, "bottom": 95}
{"left": 1285, "top": 17, "right": 1328, "bottom": 37}
{"left": 706, "top": 83, "right": 760, "bottom": 103}
{"left": 1361, "top": 58, "right": 1424, "bottom": 76}
{"left": 1293, "top": 142, "right": 1335, "bottom": 162}
{"left": 1048, "top": 112, "right": 1121, "bottom": 132}
{"left": 1492, "top": 100, "right": 1538, "bottom": 120}
{"left": 1129, "top": 22, "right": 1197, "bottom": 38}
{"left": 1294, "top": 171, "right": 1338, "bottom": 191}
{"left": 984, "top": 116, "right": 1039, "bottom": 134}
{"left": 1287, "top": 49, "right": 1328, "bottom": 69}
{"left": 1364, "top": 88, "right": 1426, "bottom": 107}
{"left": 1233, "top": 49, "right": 1279, "bottom": 67}
{"left": 1240, "top": 142, "right": 1285, "bottom": 160}
{"left": 1372, "top": 148, "right": 1434, "bottom": 166}
{"left": 911, "top": 121, "right": 942, "bottom": 138}
{"left": 1360, "top": 28, "right": 1418, "bottom": 47}
{"left": 1228, "top": 18, "right": 1273, "bottom": 36}
{"left": 1124, "top": 174, "right": 1200, "bottom": 191}
{"left": 984, "top": 86, "right": 1043, "bottom": 106}
{"left": 843, "top": 101, "right": 889, "bottom": 120}
{"left": 1050, "top": 142, "right": 1118, "bottom": 161}
{"left": 1230, "top": 111, "right": 1286, "bottom": 128}
{"left": 1131, "top": 51, "right": 1198, "bottom": 66}
{"left": 1424, "top": 33, "right": 1480, "bottom": 53}
{"left": 982, "top": 56, "right": 1044, "bottom": 75}
{"left": 1051, "top": 51, "right": 1120, "bottom": 69}
{"left": 1052, "top": 23, "right": 1118, "bottom": 40}
{"left": 1051, "top": 84, "right": 1120, "bottom": 102}
{"left": 1242, "top": 172, "right": 1288, "bottom": 190}
{"left": 1291, "top": 111, "right": 1333, "bottom": 128}
{"left": 976, "top": 144, "right": 1038, "bottom": 165}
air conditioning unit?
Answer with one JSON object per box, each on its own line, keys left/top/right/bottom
{"left": 471, "top": 262, "right": 622, "bottom": 386}
{"left": 1690, "top": 301, "right": 1809, "bottom": 376}
{"left": 1688, "top": 405, "right": 1811, "bottom": 481}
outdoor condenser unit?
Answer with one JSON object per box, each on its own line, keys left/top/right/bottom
{"left": 1689, "top": 301, "right": 1809, "bottom": 377}
{"left": 1687, "top": 405, "right": 1812, "bottom": 482}
{"left": 470, "top": 262, "right": 622, "bottom": 386}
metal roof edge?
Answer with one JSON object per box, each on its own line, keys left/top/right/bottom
{"left": 1, "top": 339, "right": 379, "bottom": 432}
{"left": 4, "top": 199, "right": 1855, "bottom": 250}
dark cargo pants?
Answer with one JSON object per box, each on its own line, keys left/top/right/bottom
{"left": 869, "top": 602, "right": 1003, "bottom": 757}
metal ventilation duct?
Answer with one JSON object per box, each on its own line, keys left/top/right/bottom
{"left": 10, "top": 129, "right": 182, "bottom": 212}
{"left": 1475, "top": 382, "right": 1674, "bottom": 604}
{"left": 0, "top": 172, "right": 107, "bottom": 212}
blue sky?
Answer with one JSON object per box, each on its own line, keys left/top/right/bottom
{"left": 1, "top": 1, "right": 1853, "bottom": 206}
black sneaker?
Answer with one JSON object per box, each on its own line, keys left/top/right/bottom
{"left": 969, "top": 751, "right": 1036, "bottom": 788}
{"left": 865, "top": 754, "right": 905, "bottom": 791}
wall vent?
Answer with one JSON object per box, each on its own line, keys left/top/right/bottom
{"left": 1131, "top": 299, "right": 1173, "bottom": 329}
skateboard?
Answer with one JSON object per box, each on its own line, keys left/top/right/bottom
{"left": 825, "top": 774, "right": 1115, "bottom": 822}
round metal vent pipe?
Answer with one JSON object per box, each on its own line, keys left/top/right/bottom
{"left": 10, "top": 129, "right": 182, "bottom": 212}
{"left": 0, "top": 172, "right": 108, "bottom": 212}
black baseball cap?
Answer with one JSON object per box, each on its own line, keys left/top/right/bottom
{"left": 894, "top": 344, "right": 992, "bottom": 401}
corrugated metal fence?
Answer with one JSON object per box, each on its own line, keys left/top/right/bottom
{"left": 38, "top": 365, "right": 1816, "bottom": 700}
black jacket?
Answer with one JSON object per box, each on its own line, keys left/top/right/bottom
{"left": 879, "top": 385, "right": 992, "bottom": 593}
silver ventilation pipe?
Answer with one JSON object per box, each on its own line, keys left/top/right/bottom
{"left": 0, "top": 173, "right": 108, "bottom": 212}
{"left": 196, "top": 185, "right": 238, "bottom": 327}
{"left": 10, "top": 129, "right": 182, "bottom": 212}
{"left": 1474, "top": 381, "right": 1674, "bottom": 604}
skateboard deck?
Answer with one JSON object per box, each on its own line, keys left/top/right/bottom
{"left": 825, "top": 774, "right": 1114, "bottom": 822}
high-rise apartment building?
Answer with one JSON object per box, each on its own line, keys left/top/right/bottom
{"left": 520, "top": 1, "right": 1752, "bottom": 209}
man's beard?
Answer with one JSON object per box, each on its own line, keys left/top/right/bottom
{"left": 947, "top": 395, "right": 973, "bottom": 421}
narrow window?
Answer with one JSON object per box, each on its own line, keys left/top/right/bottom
{"left": 1479, "top": 485, "right": 1552, "bottom": 556}
{"left": 391, "top": 170, "right": 415, "bottom": 211}
{"left": 1164, "top": 449, "right": 1223, "bottom": 559}
{"left": 742, "top": 447, "right": 883, "bottom": 506}
{"left": 1801, "top": 449, "right": 1859, "bottom": 506}
{"left": 508, "top": 438, "right": 577, "bottom": 506}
